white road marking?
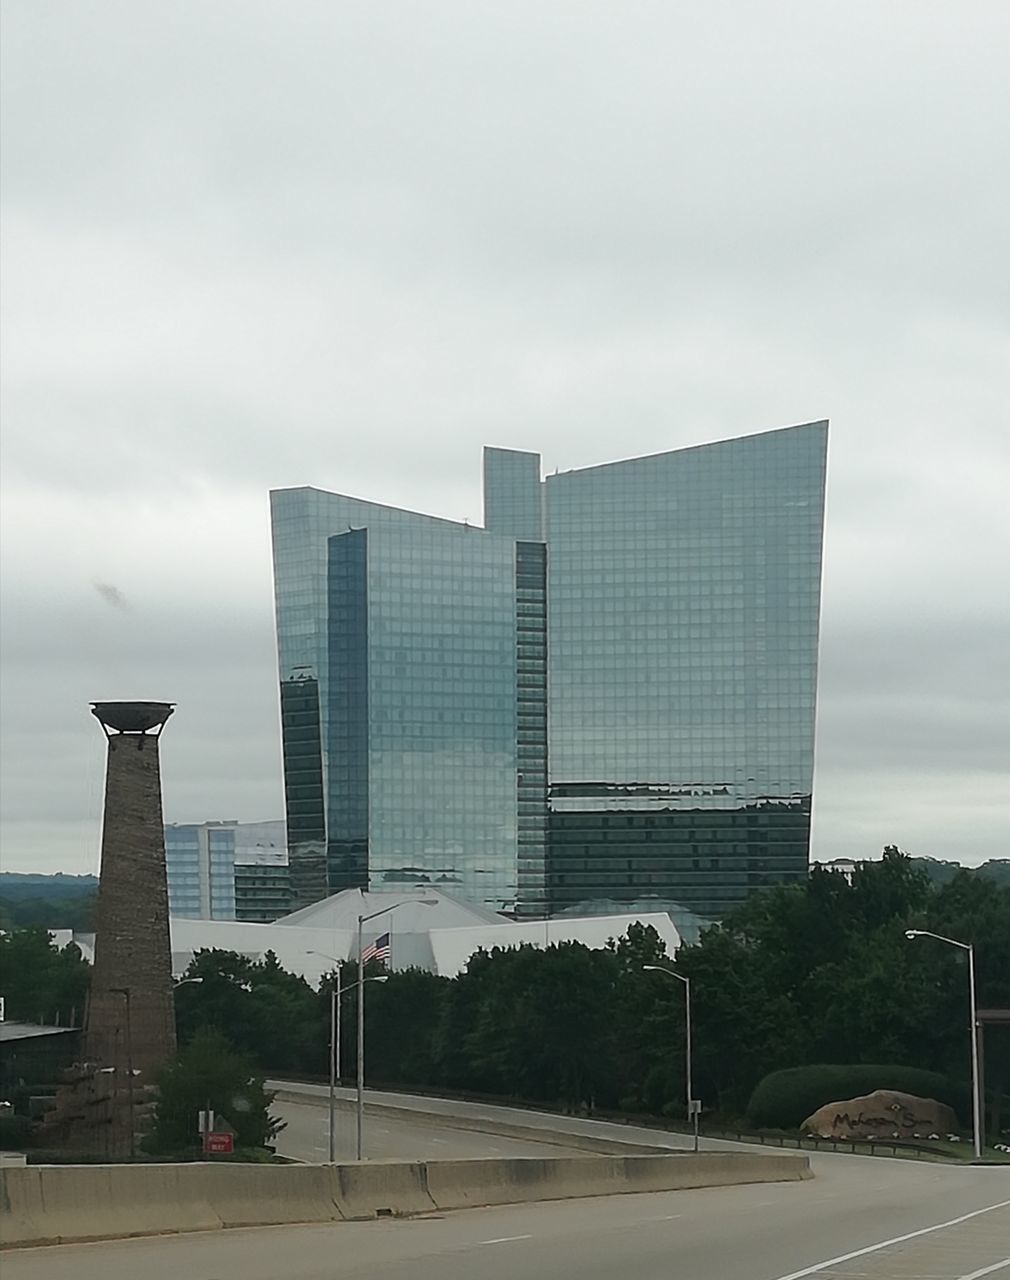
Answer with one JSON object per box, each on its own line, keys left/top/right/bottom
{"left": 958, "top": 1262, "right": 1010, "bottom": 1280}
{"left": 479, "top": 1235, "right": 533, "bottom": 1245}
{"left": 770, "top": 1200, "right": 1010, "bottom": 1280}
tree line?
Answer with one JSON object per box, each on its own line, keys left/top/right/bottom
{"left": 4, "top": 850, "right": 1009, "bottom": 1134}
{"left": 172, "top": 850, "right": 1009, "bottom": 1130}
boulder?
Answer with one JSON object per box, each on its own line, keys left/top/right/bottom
{"left": 802, "top": 1090, "right": 958, "bottom": 1140}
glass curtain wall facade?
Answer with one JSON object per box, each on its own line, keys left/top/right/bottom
{"left": 235, "top": 857, "right": 292, "bottom": 923}
{"left": 166, "top": 820, "right": 288, "bottom": 920}
{"left": 272, "top": 489, "right": 519, "bottom": 911}
{"left": 271, "top": 420, "right": 827, "bottom": 919}
{"left": 165, "top": 823, "right": 235, "bottom": 919}
{"left": 537, "top": 423, "right": 828, "bottom": 917}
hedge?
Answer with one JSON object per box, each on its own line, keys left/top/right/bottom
{"left": 0, "top": 1114, "right": 34, "bottom": 1149}
{"left": 745, "top": 1064, "right": 967, "bottom": 1131}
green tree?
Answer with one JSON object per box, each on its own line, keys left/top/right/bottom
{"left": 148, "top": 1028, "right": 283, "bottom": 1154}
{"left": 921, "top": 871, "right": 1010, "bottom": 1139}
{"left": 0, "top": 893, "right": 97, "bottom": 930}
{"left": 175, "top": 949, "right": 318, "bottom": 1073}
{"left": 675, "top": 925, "right": 805, "bottom": 1116}
{"left": 449, "top": 942, "right": 620, "bottom": 1110}
{"left": 361, "top": 967, "right": 449, "bottom": 1087}
{"left": 648, "top": 848, "right": 950, "bottom": 1119}
{"left": 606, "top": 923, "right": 675, "bottom": 1110}
{"left": 0, "top": 926, "right": 90, "bottom": 1025}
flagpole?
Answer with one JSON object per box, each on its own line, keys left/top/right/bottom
{"left": 355, "top": 896, "right": 438, "bottom": 1159}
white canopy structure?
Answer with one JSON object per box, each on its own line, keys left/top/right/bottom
{"left": 51, "top": 887, "right": 682, "bottom": 985}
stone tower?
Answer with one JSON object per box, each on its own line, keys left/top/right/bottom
{"left": 85, "top": 701, "right": 177, "bottom": 1080}
{"left": 44, "top": 701, "right": 178, "bottom": 1156}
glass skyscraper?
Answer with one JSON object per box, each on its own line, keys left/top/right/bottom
{"left": 271, "top": 420, "right": 828, "bottom": 918}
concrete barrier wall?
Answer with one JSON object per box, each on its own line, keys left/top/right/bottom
{"left": 424, "top": 1152, "right": 810, "bottom": 1211}
{"left": 0, "top": 1152, "right": 810, "bottom": 1249}
{"left": 334, "top": 1161, "right": 436, "bottom": 1219}
{"left": 0, "top": 1164, "right": 222, "bottom": 1247}
{"left": 203, "top": 1163, "right": 345, "bottom": 1230}
{"left": 0, "top": 1163, "right": 344, "bottom": 1248}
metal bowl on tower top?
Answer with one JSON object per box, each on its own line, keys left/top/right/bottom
{"left": 90, "top": 702, "right": 175, "bottom": 734}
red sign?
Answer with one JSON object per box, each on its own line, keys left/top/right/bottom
{"left": 203, "top": 1131, "right": 234, "bottom": 1155}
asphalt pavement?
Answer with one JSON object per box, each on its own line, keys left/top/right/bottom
{"left": 6, "top": 1156, "right": 1007, "bottom": 1279}
{"left": 268, "top": 1080, "right": 703, "bottom": 1158}
{"left": 273, "top": 1092, "right": 587, "bottom": 1162}
{"left": 6, "top": 1084, "right": 1008, "bottom": 1278}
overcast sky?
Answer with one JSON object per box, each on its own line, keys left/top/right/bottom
{"left": 2, "top": 1, "right": 1007, "bottom": 876}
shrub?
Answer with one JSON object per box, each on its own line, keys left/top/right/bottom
{"left": 147, "top": 1028, "right": 284, "bottom": 1155}
{"left": 0, "top": 1114, "right": 34, "bottom": 1149}
{"left": 745, "top": 1064, "right": 967, "bottom": 1130}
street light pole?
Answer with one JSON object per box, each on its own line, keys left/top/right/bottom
{"left": 307, "top": 952, "right": 345, "bottom": 1163}
{"left": 356, "top": 896, "right": 437, "bottom": 1160}
{"left": 329, "top": 969, "right": 339, "bottom": 1163}
{"left": 684, "top": 975, "right": 695, "bottom": 1153}
{"left": 967, "top": 944, "right": 982, "bottom": 1159}
{"left": 356, "top": 912, "right": 365, "bottom": 1160}
{"left": 643, "top": 964, "right": 698, "bottom": 1152}
{"left": 334, "top": 962, "right": 342, "bottom": 1082}
{"left": 309, "top": 954, "right": 391, "bottom": 1164}
{"left": 905, "top": 929, "right": 983, "bottom": 1160}
{"left": 110, "top": 986, "right": 134, "bottom": 1158}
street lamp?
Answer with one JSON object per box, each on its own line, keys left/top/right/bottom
{"left": 109, "top": 986, "right": 135, "bottom": 1158}
{"left": 357, "top": 897, "right": 437, "bottom": 1159}
{"left": 108, "top": 978, "right": 203, "bottom": 1159}
{"left": 308, "top": 951, "right": 389, "bottom": 1163}
{"left": 308, "top": 950, "right": 344, "bottom": 1163}
{"left": 643, "top": 964, "right": 699, "bottom": 1152}
{"left": 904, "top": 929, "right": 983, "bottom": 1159}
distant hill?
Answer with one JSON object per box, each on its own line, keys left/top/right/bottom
{"left": 1, "top": 859, "right": 1006, "bottom": 930}
{"left": 0, "top": 873, "right": 98, "bottom": 930}
{"left": 910, "top": 858, "right": 1010, "bottom": 887}
{"left": 0, "top": 873, "right": 98, "bottom": 901}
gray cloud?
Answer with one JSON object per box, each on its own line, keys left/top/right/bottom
{"left": 1, "top": 0, "right": 1008, "bottom": 872}
{"left": 92, "top": 581, "right": 130, "bottom": 611}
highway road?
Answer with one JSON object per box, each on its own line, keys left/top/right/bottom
{"left": 6, "top": 1157, "right": 1007, "bottom": 1279}
{"left": 273, "top": 1092, "right": 586, "bottom": 1161}
{"left": 269, "top": 1080, "right": 705, "bottom": 1160}
{"left": 6, "top": 1086, "right": 1008, "bottom": 1278}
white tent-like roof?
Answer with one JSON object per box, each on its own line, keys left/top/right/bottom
{"left": 276, "top": 886, "right": 507, "bottom": 933}
{"left": 168, "top": 917, "right": 357, "bottom": 988}
{"left": 50, "top": 890, "right": 683, "bottom": 985}
{"left": 427, "top": 913, "right": 682, "bottom": 979}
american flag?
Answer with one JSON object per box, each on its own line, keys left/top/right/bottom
{"left": 361, "top": 932, "right": 391, "bottom": 965}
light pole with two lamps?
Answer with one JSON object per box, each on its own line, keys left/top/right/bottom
{"left": 643, "top": 964, "right": 700, "bottom": 1152}
{"left": 356, "top": 897, "right": 438, "bottom": 1159}
{"left": 904, "top": 929, "right": 982, "bottom": 1159}
{"left": 109, "top": 976, "right": 203, "bottom": 1158}
{"left": 307, "top": 951, "right": 389, "bottom": 1163}
{"left": 109, "top": 986, "right": 135, "bottom": 1157}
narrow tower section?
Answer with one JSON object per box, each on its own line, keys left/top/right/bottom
{"left": 85, "top": 701, "right": 177, "bottom": 1078}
